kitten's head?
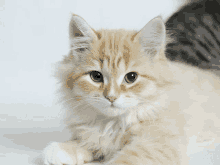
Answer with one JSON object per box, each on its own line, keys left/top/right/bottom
{"left": 57, "top": 14, "right": 171, "bottom": 118}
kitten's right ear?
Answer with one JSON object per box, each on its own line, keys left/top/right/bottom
{"left": 69, "top": 14, "right": 98, "bottom": 42}
{"left": 133, "top": 16, "right": 167, "bottom": 61}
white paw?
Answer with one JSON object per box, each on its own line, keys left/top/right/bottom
{"left": 43, "top": 141, "right": 93, "bottom": 165}
{"left": 43, "top": 142, "right": 77, "bottom": 165}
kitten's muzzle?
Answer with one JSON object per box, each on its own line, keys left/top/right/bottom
{"left": 105, "top": 95, "right": 117, "bottom": 103}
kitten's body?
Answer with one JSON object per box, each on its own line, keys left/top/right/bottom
{"left": 43, "top": 14, "right": 220, "bottom": 165}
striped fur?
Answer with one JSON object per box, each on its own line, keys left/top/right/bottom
{"left": 166, "top": 0, "right": 220, "bottom": 70}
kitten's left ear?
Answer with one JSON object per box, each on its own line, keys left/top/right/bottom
{"left": 69, "top": 14, "right": 98, "bottom": 44}
{"left": 133, "top": 16, "right": 166, "bottom": 61}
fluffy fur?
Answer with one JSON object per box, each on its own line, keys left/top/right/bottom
{"left": 43, "top": 14, "right": 220, "bottom": 165}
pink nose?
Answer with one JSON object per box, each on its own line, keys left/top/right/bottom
{"left": 105, "top": 96, "right": 117, "bottom": 103}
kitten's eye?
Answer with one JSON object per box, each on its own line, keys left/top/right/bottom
{"left": 125, "top": 72, "right": 138, "bottom": 83}
{"left": 90, "top": 71, "right": 103, "bottom": 83}
{"left": 77, "top": 48, "right": 85, "bottom": 52}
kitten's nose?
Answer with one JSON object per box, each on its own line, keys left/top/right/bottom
{"left": 105, "top": 95, "right": 117, "bottom": 103}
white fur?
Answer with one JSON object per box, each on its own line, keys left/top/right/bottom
{"left": 44, "top": 15, "right": 220, "bottom": 165}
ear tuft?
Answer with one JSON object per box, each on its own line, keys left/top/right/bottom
{"left": 69, "top": 14, "right": 98, "bottom": 41}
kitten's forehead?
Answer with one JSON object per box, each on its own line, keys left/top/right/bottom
{"left": 91, "top": 30, "right": 140, "bottom": 78}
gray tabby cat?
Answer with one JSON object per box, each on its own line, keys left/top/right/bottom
{"left": 166, "top": 0, "right": 220, "bottom": 70}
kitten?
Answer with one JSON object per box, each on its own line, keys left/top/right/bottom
{"left": 166, "top": 0, "right": 220, "bottom": 70}
{"left": 43, "top": 14, "right": 220, "bottom": 165}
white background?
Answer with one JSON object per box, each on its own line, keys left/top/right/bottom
{"left": 1, "top": 0, "right": 219, "bottom": 164}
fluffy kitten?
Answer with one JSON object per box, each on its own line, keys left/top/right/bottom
{"left": 43, "top": 14, "right": 220, "bottom": 165}
{"left": 166, "top": 0, "right": 220, "bottom": 70}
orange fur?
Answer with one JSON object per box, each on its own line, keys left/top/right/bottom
{"left": 43, "top": 14, "right": 220, "bottom": 165}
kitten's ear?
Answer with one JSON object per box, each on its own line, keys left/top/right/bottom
{"left": 69, "top": 14, "right": 98, "bottom": 43}
{"left": 133, "top": 16, "right": 166, "bottom": 60}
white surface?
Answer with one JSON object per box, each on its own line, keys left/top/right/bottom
{"left": 1, "top": 0, "right": 220, "bottom": 164}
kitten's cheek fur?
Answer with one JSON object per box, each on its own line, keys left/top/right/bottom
{"left": 114, "top": 96, "right": 139, "bottom": 108}
{"left": 86, "top": 98, "right": 110, "bottom": 110}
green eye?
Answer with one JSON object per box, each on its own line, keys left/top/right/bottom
{"left": 125, "top": 72, "right": 138, "bottom": 83}
{"left": 90, "top": 71, "right": 103, "bottom": 82}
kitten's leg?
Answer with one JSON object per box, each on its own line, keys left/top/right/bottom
{"left": 94, "top": 137, "right": 185, "bottom": 165}
{"left": 43, "top": 141, "right": 93, "bottom": 165}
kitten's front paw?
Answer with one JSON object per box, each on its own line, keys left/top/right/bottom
{"left": 43, "top": 142, "right": 92, "bottom": 165}
{"left": 43, "top": 142, "right": 76, "bottom": 165}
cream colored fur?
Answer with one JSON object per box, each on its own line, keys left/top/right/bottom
{"left": 43, "top": 14, "right": 220, "bottom": 165}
